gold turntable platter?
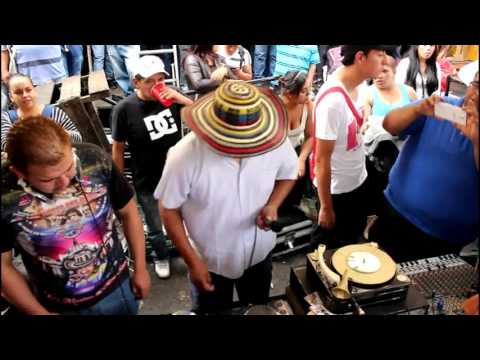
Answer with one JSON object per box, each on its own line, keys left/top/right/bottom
{"left": 331, "top": 243, "right": 396, "bottom": 285}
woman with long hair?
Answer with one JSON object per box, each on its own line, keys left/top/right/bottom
{"left": 1, "top": 73, "right": 82, "bottom": 151}
{"left": 395, "top": 45, "right": 442, "bottom": 99}
{"left": 278, "top": 70, "right": 314, "bottom": 210}
{"left": 181, "top": 45, "right": 236, "bottom": 95}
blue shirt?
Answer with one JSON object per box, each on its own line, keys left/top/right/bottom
{"left": 273, "top": 45, "right": 320, "bottom": 78}
{"left": 370, "top": 83, "right": 411, "bottom": 117}
{"left": 14, "top": 45, "right": 66, "bottom": 86}
{"left": 385, "top": 97, "right": 478, "bottom": 245}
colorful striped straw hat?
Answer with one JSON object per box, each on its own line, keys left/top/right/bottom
{"left": 182, "top": 81, "right": 288, "bottom": 157}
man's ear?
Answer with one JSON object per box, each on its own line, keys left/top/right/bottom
{"left": 355, "top": 51, "right": 366, "bottom": 65}
{"left": 132, "top": 78, "right": 140, "bottom": 89}
{"left": 9, "top": 165, "right": 27, "bottom": 180}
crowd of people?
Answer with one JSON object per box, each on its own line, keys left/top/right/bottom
{"left": 1, "top": 44, "right": 478, "bottom": 315}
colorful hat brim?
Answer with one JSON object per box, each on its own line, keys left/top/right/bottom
{"left": 183, "top": 87, "right": 288, "bottom": 157}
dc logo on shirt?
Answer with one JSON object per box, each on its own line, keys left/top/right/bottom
{"left": 143, "top": 109, "right": 178, "bottom": 141}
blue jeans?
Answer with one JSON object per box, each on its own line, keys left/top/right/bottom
{"left": 253, "top": 45, "right": 276, "bottom": 79}
{"left": 67, "top": 278, "right": 139, "bottom": 315}
{"left": 106, "top": 45, "right": 140, "bottom": 95}
{"left": 62, "top": 45, "right": 84, "bottom": 76}
{"left": 137, "top": 191, "right": 169, "bottom": 261}
{"left": 91, "top": 45, "right": 114, "bottom": 79}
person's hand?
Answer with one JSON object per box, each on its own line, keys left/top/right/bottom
{"left": 416, "top": 94, "right": 442, "bottom": 118}
{"left": 298, "top": 159, "right": 306, "bottom": 178}
{"left": 256, "top": 204, "right": 278, "bottom": 230}
{"left": 456, "top": 97, "right": 479, "bottom": 145}
{"left": 156, "top": 87, "right": 184, "bottom": 104}
{"left": 190, "top": 258, "right": 214, "bottom": 292}
{"left": 131, "top": 267, "right": 151, "bottom": 300}
{"left": 318, "top": 207, "right": 335, "bottom": 229}
{"left": 231, "top": 67, "right": 240, "bottom": 77}
{"left": 210, "top": 66, "right": 228, "bottom": 82}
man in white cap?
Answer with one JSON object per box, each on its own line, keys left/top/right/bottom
{"left": 155, "top": 81, "right": 298, "bottom": 314}
{"left": 111, "top": 55, "right": 193, "bottom": 279}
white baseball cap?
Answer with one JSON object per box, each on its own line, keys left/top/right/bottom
{"left": 133, "top": 55, "right": 170, "bottom": 78}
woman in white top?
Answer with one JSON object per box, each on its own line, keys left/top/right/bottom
{"left": 395, "top": 45, "right": 442, "bottom": 99}
{"left": 279, "top": 70, "right": 313, "bottom": 178}
{"left": 214, "top": 45, "right": 253, "bottom": 81}
{"left": 276, "top": 70, "right": 314, "bottom": 211}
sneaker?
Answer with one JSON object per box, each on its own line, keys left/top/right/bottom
{"left": 154, "top": 260, "right": 170, "bottom": 279}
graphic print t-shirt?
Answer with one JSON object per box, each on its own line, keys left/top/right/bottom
{"left": 111, "top": 93, "right": 183, "bottom": 193}
{"left": 1, "top": 144, "right": 134, "bottom": 310}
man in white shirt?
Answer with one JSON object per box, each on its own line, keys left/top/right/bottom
{"left": 311, "top": 45, "right": 388, "bottom": 249}
{"left": 155, "top": 81, "right": 297, "bottom": 314}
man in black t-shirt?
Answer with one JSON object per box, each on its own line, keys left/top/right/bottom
{"left": 1, "top": 117, "right": 150, "bottom": 315}
{"left": 111, "top": 55, "right": 193, "bottom": 279}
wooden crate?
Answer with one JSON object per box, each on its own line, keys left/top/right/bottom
{"left": 35, "top": 70, "right": 111, "bottom": 152}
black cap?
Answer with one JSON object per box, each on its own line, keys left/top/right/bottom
{"left": 341, "top": 45, "right": 397, "bottom": 58}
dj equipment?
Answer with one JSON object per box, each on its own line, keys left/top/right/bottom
{"left": 305, "top": 243, "right": 412, "bottom": 314}
{"left": 398, "top": 254, "right": 478, "bottom": 314}
{"left": 271, "top": 207, "right": 314, "bottom": 258}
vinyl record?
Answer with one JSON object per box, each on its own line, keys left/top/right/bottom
{"left": 331, "top": 243, "right": 396, "bottom": 285}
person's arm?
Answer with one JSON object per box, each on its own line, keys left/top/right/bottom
{"left": 116, "top": 198, "right": 150, "bottom": 299}
{"left": 1, "top": 111, "right": 13, "bottom": 151}
{"left": 1, "top": 49, "right": 10, "bottom": 83}
{"left": 155, "top": 87, "right": 193, "bottom": 106}
{"left": 232, "top": 64, "right": 253, "bottom": 81}
{"left": 256, "top": 179, "right": 296, "bottom": 229}
{"left": 183, "top": 55, "right": 222, "bottom": 93}
{"left": 52, "top": 107, "right": 82, "bottom": 144}
{"left": 298, "top": 100, "right": 314, "bottom": 177}
{"left": 159, "top": 204, "right": 214, "bottom": 292}
{"left": 383, "top": 95, "right": 440, "bottom": 135}
{"left": 363, "top": 88, "right": 373, "bottom": 121}
{"left": 111, "top": 141, "right": 125, "bottom": 172}
{"left": 306, "top": 63, "right": 317, "bottom": 90}
{"left": 315, "top": 139, "right": 336, "bottom": 229}
{"left": 1, "top": 251, "right": 54, "bottom": 315}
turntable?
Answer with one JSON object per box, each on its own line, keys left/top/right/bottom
{"left": 306, "top": 243, "right": 411, "bottom": 314}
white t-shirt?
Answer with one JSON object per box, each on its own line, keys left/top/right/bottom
{"left": 314, "top": 75, "right": 367, "bottom": 194}
{"left": 215, "top": 45, "right": 252, "bottom": 70}
{"left": 154, "top": 132, "right": 298, "bottom": 279}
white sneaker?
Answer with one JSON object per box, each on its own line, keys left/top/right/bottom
{"left": 154, "top": 260, "right": 170, "bottom": 279}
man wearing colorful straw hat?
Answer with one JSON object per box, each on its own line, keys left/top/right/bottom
{"left": 155, "top": 80, "right": 298, "bottom": 314}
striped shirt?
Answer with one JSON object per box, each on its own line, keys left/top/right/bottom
{"left": 273, "top": 45, "right": 320, "bottom": 78}
{"left": 1, "top": 106, "right": 83, "bottom": 151}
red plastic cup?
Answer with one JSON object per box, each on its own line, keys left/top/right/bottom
{"left": 151, "top": 82, "right": 174, "bottom": 107}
